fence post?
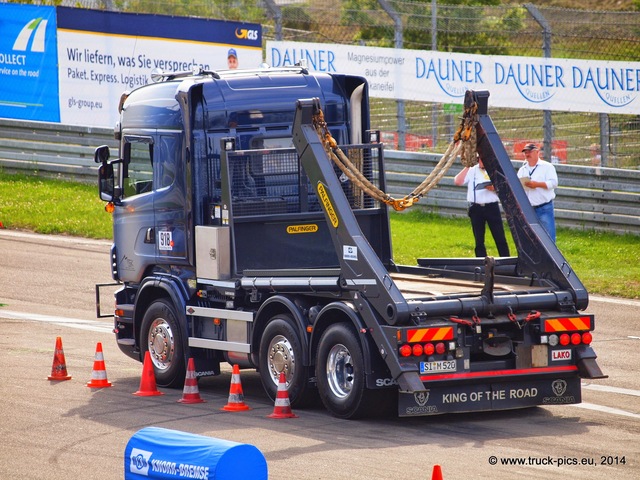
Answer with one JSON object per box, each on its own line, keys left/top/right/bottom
{"left": 378, "top": 0, "right": 406, "bottom": 151}
{"left": 431, "top": 0, "right": 439, "bottom": 148}
{"left": 263, "top": 0, "right": 283, "bottom": 41}
{"left": 525, "top": 4, "right": 554, "bottom": 157}
{"left": 599, "top": 113, "right": 609, "bottom": 167}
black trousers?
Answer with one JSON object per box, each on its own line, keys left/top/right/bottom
{"left": 467, "top": 203, "right": 511, "bottom": 257}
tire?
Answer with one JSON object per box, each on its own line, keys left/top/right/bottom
{"left": 258, "top": 315, "right": 314, "bottom": 407}
{"left": 316, "top": 323, "right": 368, "bottom": 419}
{"left": 140, "top": 299, "right": 186, "bottom": 389}
{"left": 316, "top": 323, "right": 395, "bottom": 419}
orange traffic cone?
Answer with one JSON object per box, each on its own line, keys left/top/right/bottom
{"left": 431, "top": 465, "right": 443, "bottom": 480}
{"left": 48, "top": 336, "right": 72, "bottom": 381}
{"left": 221, "top": 364, "right": 250, "bottom": 411}
{"left": 133, "top": 350, "right": 164, "bottom": 396}
{"left": 268, "top": 371, "right": 298, "bottom": 419}
{"left": 86, "top": 342, "right": 112, "bottom": 388}
{"left": 178, "top": 358, "right": 205, "bottom": 404}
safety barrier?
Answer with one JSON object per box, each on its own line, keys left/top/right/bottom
{"left": 0, "top": 118, "right": 117, "bottom": 183}
{"left": 125, "top": 427, "right": 268, "bottom": 479}
{"left": 1, "top": 119, "right": 639, "bottom": 234}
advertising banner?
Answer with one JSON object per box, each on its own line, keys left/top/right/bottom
{"left": 267, "top": 41, "right": 640, "bottom": 115}
{"left": 57, "top": 7, "right": 262, "bottom": 127}
{"left": 0, "top": 4, "right": 59, "bottom": 122}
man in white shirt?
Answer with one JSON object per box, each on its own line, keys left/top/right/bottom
{"left": 517, "top": 143, "right": 558, "bottom": 241}
{"left": 454, "top": 156, "right": 510, "bottom": 258}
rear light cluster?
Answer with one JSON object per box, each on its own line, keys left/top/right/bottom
{"left": 543, "top": 315, "right": 594, "bottom": 347}
{"left": 399, "top": 342, "right": 448, "bottom": 358}
{"left": 548, "top": 332, "right": 592, "bottom": 346}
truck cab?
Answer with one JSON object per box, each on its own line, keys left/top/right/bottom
{"left": 98, "top": 67, "right": 370, "bottom": 281}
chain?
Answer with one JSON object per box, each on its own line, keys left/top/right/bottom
{"left": 454, "top": 100, "right": 479, "bottom": 168}
{"left": 312, "top": 95, "right": 478, "bottom": 211}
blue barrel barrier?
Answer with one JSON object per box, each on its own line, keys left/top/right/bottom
{"left": 125, "top": 427, "right": 268, "bottom": 479}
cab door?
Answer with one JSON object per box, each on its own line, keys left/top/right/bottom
{"left": 112, "top": 132, "right": 188, "bottom": 283}
{"left": 152, "top": 132, "right": 189, "bottom": 267}
{"left": 112, "top": 135, "right": 156, "bottom": 283}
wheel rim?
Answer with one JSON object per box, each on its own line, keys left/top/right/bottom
{"left": 147, "top": 317, "right": 175, "bottom": 372}
{"left": 326, "top": 343, "right": 354, "bottom": 399}
{"left": 266, "top": 334, "right": 295, "bottom": 387}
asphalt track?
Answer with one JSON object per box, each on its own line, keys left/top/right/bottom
{"left": 0, "top": 230, "right": 638, "bottom": 479}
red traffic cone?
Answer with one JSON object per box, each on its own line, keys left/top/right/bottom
{"left": 268, "top": 371, "right": 298, "bottom": 419}
{"left": 86, "top": 342, "right": 112, "bottom": 388}
{"left": 178, "top": 358, "right": 205, "bottom": 404}
{"left": 431, "top": 465, "right": 443, "bottom": 480}
{"left": 221, "top": 364, "right": 251, "bottom": 411}
{"left": 48, "top": 336, "right": 72, "bottom": 381}
{"left": 133, "top": 350, "right": 164, "bottom": 396}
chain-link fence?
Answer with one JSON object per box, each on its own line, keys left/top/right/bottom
{"left": 16, "top": 0, "right": 640, "bottom": 167}
{"left": 258, "top": 0, "right": 640, "bottom": 167}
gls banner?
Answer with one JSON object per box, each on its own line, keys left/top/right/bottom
{"left": 57, "top": 7, "right": 262, "bottom": 128}
{"left": 0, "top": 4, "right": 60, "bottom": 122}
{"left": 267, "top": 41, "right": 640, "bottom": 115}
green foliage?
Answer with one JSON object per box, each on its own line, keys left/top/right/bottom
{"left": 342, "top": 0, "right": 513, "bottom": 51}
{"left": 341, "top": 0, "right": 391, "bottom": 46}
{"left": 281, "top": 5, "right": 314, "bottom": 31}
{"left": 119, "top": 0, "right": 265, "bottom": 22}
{"left": 434, "top": 4, "right": 523, "bottom": 54}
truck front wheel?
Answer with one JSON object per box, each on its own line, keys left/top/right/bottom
{"left": 316, "top": 323, "right": 371, "bottom": 419}
{"left": 140, "top": 299, "right": 186, "bottom": 389}
{"left": 258, "top": 315, "right": 313, "bottom": 407}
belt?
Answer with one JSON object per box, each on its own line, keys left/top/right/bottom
{"left": 470, "top": 202, "right": 498, "bottom": 207}
{"left": 533, "top": 200, "right": 553, "bottom": 209}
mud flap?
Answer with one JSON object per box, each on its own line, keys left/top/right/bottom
{"left": 575, "top": 345, "right": 608, "bottom": 379}
{"left": 398, "top": 375, "right": 581, "bottom": 417}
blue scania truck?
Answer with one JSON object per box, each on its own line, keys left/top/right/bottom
{"left": 95, "top": 66, "right": 604, "bottom": 418}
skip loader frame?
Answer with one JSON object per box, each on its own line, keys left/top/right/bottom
{"left": 291, "top": 92, "right": 604, "bottom": 416}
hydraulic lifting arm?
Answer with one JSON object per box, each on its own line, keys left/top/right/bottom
{"left": 472, "top": 90, "right": 589, "bottom": 310}
{"left": 292, "top": 97, "right": 410, "bottom": 326}
{"left": 292, "top": 98, "right": 426, "bottom": 393}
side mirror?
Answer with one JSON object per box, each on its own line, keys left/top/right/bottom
{"left": 94, "top": 145, "right": 110, "bottom": 164}
{"left": 98, "top": 162, "right": 115, "bottom": 202}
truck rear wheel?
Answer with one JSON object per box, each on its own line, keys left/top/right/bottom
{"left": 140, "top": 299, "right": 185, "bottom": 389}
{"left": 316, "top": 323, "right": 378, "bottom": 419}
{"left": 258, "top": 315, "right": 314, "bottom": 407}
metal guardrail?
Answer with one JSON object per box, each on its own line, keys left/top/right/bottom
{"left": 1, "top": 119, "right": 639, "bottom": 235}
{"left": 386, "top": 150, "right": 640, "bottom": 235}
{"left": 0, "top": 118, "right": 118, "bottom": 183}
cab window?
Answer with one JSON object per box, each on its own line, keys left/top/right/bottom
{"left": 122, "top": 136, "right": 153, "bottom": 197}
{"left": 156, "top": 134, "right": 179, "bottom": 189}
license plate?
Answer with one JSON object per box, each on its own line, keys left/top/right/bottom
{"left": 420, "top": 360, "right": 457, "bottom": 374}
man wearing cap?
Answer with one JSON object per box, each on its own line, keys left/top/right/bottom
{"left": 455, "top": 154, "right": 511, "bottom": 258}
{"left": 227, "top": 48, "right": 238, "bottom": 69}
{"left": 517, "top": 142, "right": 558, "bottom": 241}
